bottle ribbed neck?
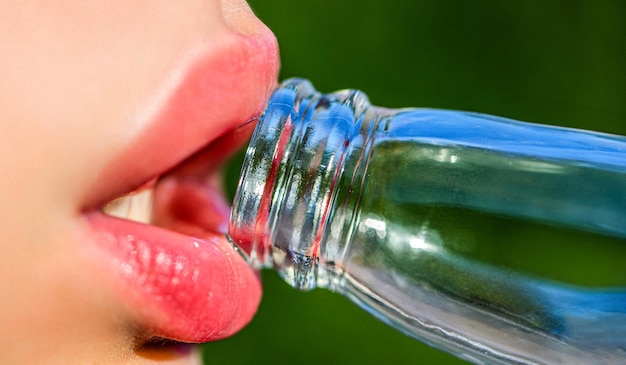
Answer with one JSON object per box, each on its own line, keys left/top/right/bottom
{"left": 229, "top": 78, "right": 382, "bottom": 289}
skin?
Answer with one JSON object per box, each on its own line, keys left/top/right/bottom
{"left": 0, "top": 1, "right": 278, "bottom": 364}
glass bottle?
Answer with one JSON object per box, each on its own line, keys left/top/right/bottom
{"left": 228, "top": 78, "right": 626, "bottom": 365}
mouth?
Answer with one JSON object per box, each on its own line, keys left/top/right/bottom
{"left": 76, "top": 30, "right": 278, "bottom": 348}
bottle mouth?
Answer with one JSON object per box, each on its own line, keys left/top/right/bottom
{"left": 228, "top": 78, "right": 375, "bottom": 288}
{"left": 229, "top": 78, "right": 320, "bottom": 267}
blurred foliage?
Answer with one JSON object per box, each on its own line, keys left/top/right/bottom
{"left": 207, "top": 1, "right": 626, "bottom": 364}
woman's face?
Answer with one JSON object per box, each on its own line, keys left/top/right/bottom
{"left": 0, "top": 1, "right": 278, "bottom": 363}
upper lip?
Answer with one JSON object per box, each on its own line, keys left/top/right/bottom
{"left": 83, "top": 32, "right": 279, "bottom": 210}
{"left": 79, "top": 29, "right": 279, "bottom": 344}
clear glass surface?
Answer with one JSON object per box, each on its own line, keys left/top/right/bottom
{"left": 229, "top": 79, "right": 626, "bottom": 364}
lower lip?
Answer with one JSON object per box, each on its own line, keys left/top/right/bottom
{"left": 83, "top": 210, "right": 261, "bottom": 343}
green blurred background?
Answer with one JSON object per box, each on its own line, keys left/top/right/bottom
{"left": 205, "top": 1, "right": 626, "bottom": 364}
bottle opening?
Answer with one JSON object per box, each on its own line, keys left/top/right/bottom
{"left": 228, "top": 80, "right": 313, "bottom": 270}
{"left": 228, "top": 78, "right": 374, "bottom": 289}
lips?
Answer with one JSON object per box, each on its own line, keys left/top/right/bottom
{"left": 78, "top": 28, "right": 279, "bottom": 344}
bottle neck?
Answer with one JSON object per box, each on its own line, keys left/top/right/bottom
{"left": 229, "top": 78, "right": 390, "bottom": 290}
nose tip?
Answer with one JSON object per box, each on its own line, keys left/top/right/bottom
{"left": 220, "top": 0, "right": 280, "bottom": 81}
{"left": 221, "top": 0, "right": 276, "bottom": 38}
